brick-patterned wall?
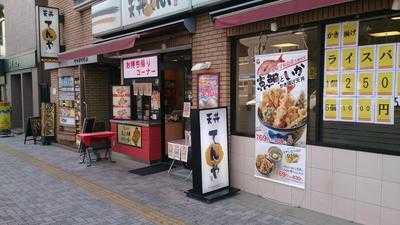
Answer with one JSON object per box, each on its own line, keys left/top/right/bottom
{"left": 48, "top": 0, "right": 92, "bottom": 50}
{"left": 192, "top": 14, "right": 230, "bottom": 109}
{"left": 83, "top": 64, "right": 114, "bottom": 128}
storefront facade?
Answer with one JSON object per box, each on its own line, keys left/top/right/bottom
{"left": 48, "top": 0, "right": 400, "bottom": 224}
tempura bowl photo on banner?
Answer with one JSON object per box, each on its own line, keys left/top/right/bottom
{"left": 255, "top": 50, "right": 308, "bottom": 147}
{"left": 255, "top": 143, "right": 306, "bottom": 189}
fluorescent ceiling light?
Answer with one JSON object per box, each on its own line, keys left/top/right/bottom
{"left": 391, "top": 16, "right": 400, "bottom": 20}
{"left": 369, "top": 31, "right": 400, "bottom": 37}
{"left": 271, "top": 43, "right": 299, "bottom": 48}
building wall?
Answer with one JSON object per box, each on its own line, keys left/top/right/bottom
{"left": 0, "top": 0, "right": 37, "bottom": 57}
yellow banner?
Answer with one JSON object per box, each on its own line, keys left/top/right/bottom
{"left": 376, "top": 71, "right": 394, "bottom": 96}
{"left": 341, "top": 21, "right": 358, "bottom": 46}
{"left": 325, "top": 73, "right": 339, "bottom": 96}
{"left": 358, "top": 46, "right": 375, "bottom": 70}
{"left": 325, "top": 23, "right": 341, "bottom": 48}
{"left": 375, "top": 97, "right": 393, "bottom": 124}
{"left": 340, "top": 98, "right": 355, "bottom": 121}
{"left": 324, "top": 98, "right": 338, "bottom": 120}
{"left": 357, "top": 98, "right": 373, "bottom": 122}
{"left": 378, "top": 44, "right": 395, "bottom": 69}
{"left": 341, "top": 47, "right": 357, "bottom": 70}
{"left": 341, "top": 71, "right": 356, "bottom": 95}
{"left": 358, "top": 71, "right": 374, "bottom": 96}
{"left": 325, "top": 49, "right": 339, "bottom": 71}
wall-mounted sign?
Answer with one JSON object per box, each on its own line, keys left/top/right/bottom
{"left": 122, "top": 0, "right": 191, "bottom": 28}
{"left": 123, "top": 55, "right": 158, "bottom": 78}
{"left": 38, "top": 6, "right": 60, "bottom": 58}
{"left": 92, "top": 0, "right": 122, "bottom": 36}
{"left": 5, "top": 51, "right": 36, "bottom": 72}
{"left": 198, "top": 73, "right": 219, "bottom": 109}
{"left": 60, "top": 55, "right": 98, "bottom": 67}
{"left": 113, "top": 86, "right": 131, "bottom": 119}
{"left": 117, "top": 124, "right": 142, "bottom": 147}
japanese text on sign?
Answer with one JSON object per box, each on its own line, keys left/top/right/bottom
{"left": 123, "top": 56, "right": 158, "bottom": 78}
{"left": 38, "top": 7, "right": 60, "bottom": 58}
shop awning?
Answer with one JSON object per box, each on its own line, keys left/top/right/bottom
{"left": 58, "top": 35, "right": 138, "bottom": 62}
{"left": 213, "top": 0, "right": 354, "bottom": 29}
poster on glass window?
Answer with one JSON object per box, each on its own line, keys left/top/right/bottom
{"left": 254, "top": 50, "right": 307, "bottom": 189}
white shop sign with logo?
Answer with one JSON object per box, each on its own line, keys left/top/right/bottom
{"left": 123, "top": 56, "right": 158, "bottom": 79}
{"left": 121, "top": 0, "right": 191, "bottom": 28}
{"left": 38, "top": 6, "right": 60, "bottom": 58}
{"left": 92, "top": 0, "right": 122, "bottom": 36}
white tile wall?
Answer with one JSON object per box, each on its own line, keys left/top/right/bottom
{"left": 355, "top": 201, "right": 381, "bottom": 225}
{"left": 333, "top": 172, "right": 356, "bottom": 199}
{"left": 332, "top": 196, "right": 355, "bottom": 221}
{"left": 357, "top": 152, "right": 382, "bottom": 180}
{"left": 381, "top": 181, "right": 400, "bottom": 210}
{"left": 356, "top": 177, "right": 382, "bottom": 205}
{"left": 333, "top": 148, "right": 356, "bottom": 175}
{"left": 381, "top": 207, "right": 400, "bottom": 225}
{"left": 382, "top": 155, "right": 400, "bottom": 183}
{"left": 230, "top": 136, "right": 400, "bottom": 225}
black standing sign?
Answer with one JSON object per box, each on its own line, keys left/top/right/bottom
{"left": 187, "top": 107, "right": 239, "bottom": 203}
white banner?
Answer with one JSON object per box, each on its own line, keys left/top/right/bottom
{"left": 122, "top": 0, "right": 191, "bottom": 28}
{"left": 254, "top": 50, "right": 308, "bottom": 189}
{"left": 123, "top": 56, "right": 158, "bottom": 78}
{"left": 199, "top": 108, "right": 229, "bottom": 194}
{"left": 92, "top": 0, "right": 122, "bottom": 36}
{"left": 38, "top": 7, "right": 60, "bottom": 58}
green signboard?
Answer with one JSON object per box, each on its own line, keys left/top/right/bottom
{"left": 5, "top": 51, "right": 36, "bottom": 72}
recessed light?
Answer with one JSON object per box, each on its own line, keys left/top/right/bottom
{"left": 271, "top": 43, "right": 299, "bottom": 48}
{"left": 391, "top": 16, "right": 400, "bottom": 20}
{"left": 369, "top": 31, "right": 400, "bottom": 37}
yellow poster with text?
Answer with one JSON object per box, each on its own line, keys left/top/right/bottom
{"left": 340, "top": 98, "right": 355, "bottom": 121}
{"left": 375, "top": 97, "right": 393, "bottom": 124}
{"left": 341, "top": 71, "right": 356, "bottom": 95}
{"left": 325, "top": 72, "right": 339, "bottom": 96}
{"left": 358, "top": 45, "right": 375, "bottom": 70}
{"left": 341, "top": 21, "right": 358, "bottom": 46}
{"left": 325, "top": 23, "right": 341, "bottom": 48}
{"left": 358, "top": 71, "right": 374, "bottom": 96}
{"left": 324, "top": 98, "right": 338, "bottom": 120}
{"left": 342, "top": 47, "right": 357, "bottom": 70}
{"left": 378, "top": 44, "right": 395, "bottom": 69}
{"left": 377, "top": 71, "right": 394, "bottom": 96}
{"left": 325, "top": 49, "right": 339, "bottom": 71}
{"left": 357, "top": 98, "right": 373, "bottom": 122}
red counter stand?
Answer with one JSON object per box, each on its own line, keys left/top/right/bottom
{"left": 110, "top": 120, "right": 162, "bottom": 164}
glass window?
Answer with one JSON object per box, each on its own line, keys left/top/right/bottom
{"left": 233, "top": 28, "right": 321, "bottom": 143}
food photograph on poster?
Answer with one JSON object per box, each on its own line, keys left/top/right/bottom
{"left": 254, "top": 50, "right": 308, "bottom": 189}
{"left": 198, "top": 74, "right": 219, "bottom": 109}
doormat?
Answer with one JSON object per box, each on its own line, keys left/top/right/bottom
{"left": 128, "top": 163, "right": 171, "bottom": 176}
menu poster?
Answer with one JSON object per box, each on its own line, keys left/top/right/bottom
{"left": 117, "top": 124, "right": 142, "bottom": 147}
{"left": 323, "top": 21, "right": 396, "bottom": 125}
{"left": 254, "top": 50, "right": 308, "bottom": 189}
{"left": 41, "top": 103, "right": 55, "bottom": 137}
{"left": 113, "top": 86, "right": 131, "bottom": 120}
{"left": 325, "top": 23, "right": 341, "bottom": 48}
{"left": 198, "top": 74, "right": 219, "bottom": 109}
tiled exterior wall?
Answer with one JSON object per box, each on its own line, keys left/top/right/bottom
{"left": 231, "top": 136, "right": 400, "bottom": 225}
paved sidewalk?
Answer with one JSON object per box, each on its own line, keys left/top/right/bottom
{"left": 0, "top": 135, "right": 359, "bottom": 225}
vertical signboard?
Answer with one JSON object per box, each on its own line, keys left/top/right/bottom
{"left": 254, "top": 50, "right": 308, "bottom": 189}
{"left": 38, "top": 7, "right": 60, "bottom": 58}
{"left": 113, "top": 86, "right": 131, "bottom": 119}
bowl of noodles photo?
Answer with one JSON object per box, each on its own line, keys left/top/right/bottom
{"left": 257, "top": 87, "right": 307, "bottom": 145}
